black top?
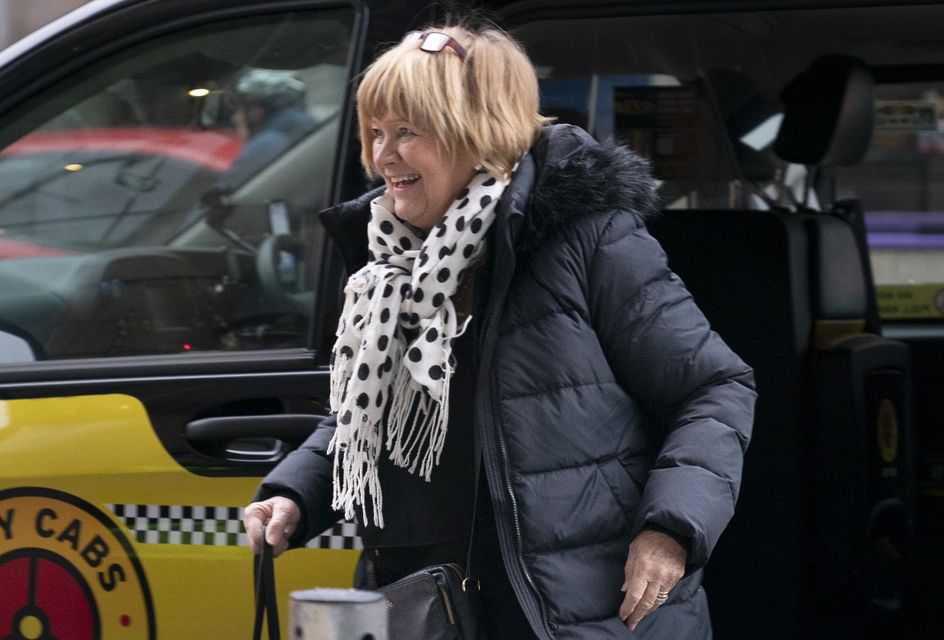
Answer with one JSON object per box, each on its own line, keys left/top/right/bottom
{"left": 358, "top": 311, "right": 479, "bottom": 548}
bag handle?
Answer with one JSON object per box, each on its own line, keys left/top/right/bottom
{"left": 253, "top": 523, "right": 281, "bottom": 640}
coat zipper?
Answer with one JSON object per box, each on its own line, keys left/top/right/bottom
{"left": 477, "top": 211, "right": 553, "bottom": 638}
{"left": 488, "top": 368, "right": 554, "bottom": 639}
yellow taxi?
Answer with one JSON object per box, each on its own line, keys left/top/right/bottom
{"left": 0, "top": 0, "right": 943, "bottom": 638}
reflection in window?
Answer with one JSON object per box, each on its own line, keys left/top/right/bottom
{"left": 0, "top": 10, "right": 353, "bottom": 360}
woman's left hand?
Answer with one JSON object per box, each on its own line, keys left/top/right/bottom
{"left": 618, "top": 529, "right": 687, "bottom": 631}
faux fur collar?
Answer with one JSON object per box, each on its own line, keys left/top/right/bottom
{"left": 510, "top": 124, "right": 661, "bottom": 257}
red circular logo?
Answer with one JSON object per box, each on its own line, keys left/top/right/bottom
{"left": 0, "top": 488, "right": 155, "bottom": 639}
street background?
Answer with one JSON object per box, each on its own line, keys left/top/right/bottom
{"left": 0, "top": 0, "right": 88, "bottom": 50}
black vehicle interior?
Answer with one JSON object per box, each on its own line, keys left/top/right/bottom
{"left": 649, "top": 54, "right": 912, "bottom": 639}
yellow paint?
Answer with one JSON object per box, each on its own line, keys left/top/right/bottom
{"left": 141, "top": 544, "right": 357, "bottom": 638}
{"left": 0, "top": 395, "right": 358, "bottom": 639}
{"left": 19, "top": 615, "right": 43, "bottom": 639}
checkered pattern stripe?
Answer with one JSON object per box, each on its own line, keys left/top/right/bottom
{"left": 105, "top": 504, "right": 361, "bottom": 550}
{"left": 106, "top": 504, "right": 247, "bottom": 546}
{"left": 307, "top": 521, "right": 362, "bottom": 551}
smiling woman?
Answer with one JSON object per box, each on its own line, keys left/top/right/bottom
{"left": 246, "top": 19, "right": 755, "bottom": 640}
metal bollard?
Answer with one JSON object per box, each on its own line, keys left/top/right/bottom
{"left": 289, "top": 588, "right": 387, "bottom": 640}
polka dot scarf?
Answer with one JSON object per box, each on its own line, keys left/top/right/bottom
{"left": 328, "top": 171, "right": 509, "bottom": 527}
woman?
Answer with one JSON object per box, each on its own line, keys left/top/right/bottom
{"left": 244, "top": 23, "right": 755, "bottom": 639}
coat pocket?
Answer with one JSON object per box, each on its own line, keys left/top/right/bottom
{"left": 595, "top": 456, "right": 643, "bottom": 526}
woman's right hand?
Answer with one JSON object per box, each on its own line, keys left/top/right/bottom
{"left": 243, "top": 496, "right": 302, "bottom": 557}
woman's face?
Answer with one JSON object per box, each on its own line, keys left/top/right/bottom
{"left": 370, "top": 115, "right": 477, "bottom": 230}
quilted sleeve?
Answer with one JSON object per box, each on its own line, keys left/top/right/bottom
{"left": 587, "top": 212, "right": 756, "bottom": 568}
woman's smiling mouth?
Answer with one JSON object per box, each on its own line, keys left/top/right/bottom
{"left": 390, "top": 174, "right": 420, "bottom": 190}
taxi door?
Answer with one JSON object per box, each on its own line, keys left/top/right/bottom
{"left": 0, "top": 1, "right": 366, "bottom": 638}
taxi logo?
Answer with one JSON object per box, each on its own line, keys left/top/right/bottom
{"left": 0, "top": 487, "right": 155, "bottom": 639}
{"left": 876, "top": 398, "right": 899, "bottom": 465}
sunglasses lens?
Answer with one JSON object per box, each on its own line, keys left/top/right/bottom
{"left": 420, "top": 32, "right": 450, "bottom": 53}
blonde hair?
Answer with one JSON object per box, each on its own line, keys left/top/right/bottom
{"left": 356, "top": 24, "right": 551, "bottom": 179}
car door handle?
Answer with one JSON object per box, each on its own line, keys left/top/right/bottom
{"left": 184, "top": 413, "right": 327, "bottom": 463}
{"left": 185, "top": 414, "right": 325, "bottom": 443}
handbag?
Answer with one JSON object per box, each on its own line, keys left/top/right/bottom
{"left": 252, "top": 524, "right": 281, "bottom": 640}
{"left": 379, "top": 561, "right": 480, "bottom": 639}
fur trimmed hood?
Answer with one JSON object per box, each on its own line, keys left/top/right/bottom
{"left": 510, "top": 124, "right": 661, "bottom": 257}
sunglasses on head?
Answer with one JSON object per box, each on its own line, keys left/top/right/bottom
{"left": 402, "top": 31, "right": 467, "bottom": 61}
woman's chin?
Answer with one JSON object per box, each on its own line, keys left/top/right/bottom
{"left": 394, "top": 205, "right": 441, "bottom": 230}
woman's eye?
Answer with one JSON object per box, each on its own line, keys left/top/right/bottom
{"left": 398, "top": 127, "right": 415, "bottom": 138}
{"left": 371, "top": 129, "right": 384, "bottom": 141}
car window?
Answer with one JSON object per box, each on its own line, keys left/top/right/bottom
{"left": 0, "top": 9, "right": 353, "bottom": 360}
{"left": 836, "top": 81, "right": 944, "bottom": 321}
{"left": 520, "top": 5, "right": 944, "bottom": 323}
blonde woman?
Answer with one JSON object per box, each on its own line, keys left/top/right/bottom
{"left": 245, "top": 23, "right": 755, "bottom": 639}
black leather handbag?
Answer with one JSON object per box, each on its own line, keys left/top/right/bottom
{"left": 379, "top": 562, "right": 480, "bottom": 639}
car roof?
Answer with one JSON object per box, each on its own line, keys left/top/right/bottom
{"left": 0, "top": 0, "right": 929, "bottom": 71}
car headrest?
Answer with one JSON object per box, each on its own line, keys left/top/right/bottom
{"left": 774, "top": 55, "right": 874, "bottom": 166}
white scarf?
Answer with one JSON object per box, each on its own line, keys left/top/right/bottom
{"left": 328, "top": 171, "right": 509, "bottom": 527}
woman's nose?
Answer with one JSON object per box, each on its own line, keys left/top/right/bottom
{"left": 374, "top": 137, "right": 398, "bottom": 166}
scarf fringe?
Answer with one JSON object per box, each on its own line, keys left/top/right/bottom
{"left": 385, "top": 363, "right": 452, "bottom": 481}
{"left": 327, "top": 412, "right": 384, "bottom": 528}
{"left": 329, "top": 353, "right": 350, "bottom": 410}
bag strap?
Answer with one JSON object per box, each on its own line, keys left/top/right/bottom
{"left": 253, "top": 524, "right": 281, "bottom": 640}
{"left": 465, "top": 269, "right": 489, "bottom": 590}
{"left": 464, "top": 401, "right": 483, "bottom": 589}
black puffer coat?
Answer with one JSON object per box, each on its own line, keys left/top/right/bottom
{"left": 257, "top": 124, "right": 756, "bottom": 639}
